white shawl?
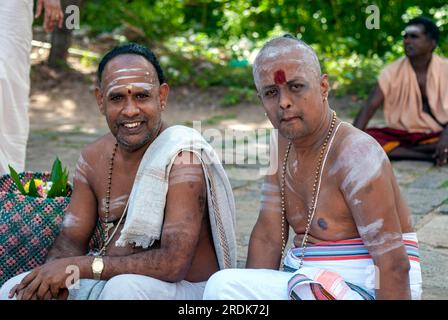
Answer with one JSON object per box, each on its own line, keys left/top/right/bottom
{"left": 115, "top": 125, "right": 237, "bottom": 269}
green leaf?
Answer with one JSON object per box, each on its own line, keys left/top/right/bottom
{"left": 50, "top": 157, "right": 63, "bottom": 183}
{"left": 48, "top": 157, "right": 68, "bottom": 198}
{"left": 28, "top": 179, "right": 40, "bottom": 197}
{"left": 62, "top": 168, "right": 69, "bottom": 193}
{"left": 8, "top": 165, "right": 27, "bottom": 195}
{"left": 48, "top": 178, "right": 65, "bottom": 198}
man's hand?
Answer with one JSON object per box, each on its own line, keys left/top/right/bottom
{"left": 35, "top": 0, "right": 63, "bottom": 33}
{"left": 435, "top": 132, "right": 448, "bottom": 166}
{"left": 8, "top": 258, "right": 78, "bottom": 300}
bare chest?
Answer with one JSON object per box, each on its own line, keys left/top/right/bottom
{"left": 415, "top": 71, "right": 427, "bottom": 97}
{"left": 91, "top": 165, "right": 138, "bottom": 222}
{"left": 280, "top": 162, "right": 357, "bottom": 241}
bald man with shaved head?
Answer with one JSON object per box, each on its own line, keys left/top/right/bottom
{"left": 203, "top": 35, "right": 422, "bottom": 300}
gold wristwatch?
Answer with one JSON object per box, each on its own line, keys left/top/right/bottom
{"left": 91, "top": 256, "right": 104, "bottom": 280}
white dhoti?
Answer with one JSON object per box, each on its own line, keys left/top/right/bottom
{"left": 203, "top": 233, "right": 422, "bottom": 300}
{"left": 0, "top": 271, "right": 206, "bottom": 300}
{"left": 0, "top": 0, "right": 33, "bottom": 175}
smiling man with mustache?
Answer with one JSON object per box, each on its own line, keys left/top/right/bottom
{"left": 203, "top": 35, "right": 422, "bottom": 300}
{"left": 354, "top": 16, "right": 448, "bottom": 166}
{"left": 0, "top": 43, "right": 236, "bottom": 300}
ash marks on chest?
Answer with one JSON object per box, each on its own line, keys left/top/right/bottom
{"left": 101, "top": 194, "right": 129, "bottom": 213}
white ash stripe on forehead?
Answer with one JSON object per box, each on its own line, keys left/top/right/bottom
{"left": 108, "top": 75, "right": 155, "bottom": 87}
{"left": 253, "top": 38, "right": 322, "bottom": 75}
{"left": 114, "top": 68, "right": 151, "bottom": 74}
{"left": 105, "top": 83, "right": 155, "bottom": 97}
{"left": 257, "top": 44, "right": 319, "bottom": 65}
{"left": 103, "top": 69, "right": 151, "bottom": 81}
{"left": 253, "top": 58, "right": 321, "bottom": 88}
{"left": 254, "top": 58, "right": 318, "bottom": 72}
{"left": 404, "top": 25, "right": 422, "bottom": 33}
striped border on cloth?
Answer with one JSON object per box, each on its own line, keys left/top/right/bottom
{"left": 287, "top": 271, "right": 375, "bottom": 300}
{"left": 289, "top": 237, "right": 420, "bottom": 263}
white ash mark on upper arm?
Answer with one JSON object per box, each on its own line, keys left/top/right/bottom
{"left": 74, "top": 154, "right": 92, "bottom": 185}
{"left": 329, "top": 132, "right": 388, "bottom": 200}
{"left": 62, "top": 212, "right": 80, "bottom": 229}
{"left": 358, "top": 218, "right": 384, "bottom": 239}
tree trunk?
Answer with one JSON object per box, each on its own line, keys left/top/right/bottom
{"left": 48, "top": 0, "right": 82, "bottom": 69}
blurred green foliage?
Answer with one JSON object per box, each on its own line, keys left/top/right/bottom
{"left": 79, "top": 0, "right": 448, "bottom": 105}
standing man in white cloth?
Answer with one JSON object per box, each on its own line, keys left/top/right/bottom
{"left": 0, "top": 0, "right": 63, "bottom": 175}
{"left": 203, "top": 35, "right": 422, "bottom": 300}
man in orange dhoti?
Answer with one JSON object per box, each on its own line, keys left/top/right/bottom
{"left": 354, "top": 16, "right": 448, "bottom": 166}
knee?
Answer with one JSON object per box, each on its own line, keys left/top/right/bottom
{"left": 98, "top": 275, "right": 141, "bottom": 300}
{"left": 203, "top": 269, "right": 242, "bottom": 300}
{"left": 98, "top": 274, "right": 169, "bottom": 300}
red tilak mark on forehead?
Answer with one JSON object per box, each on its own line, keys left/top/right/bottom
{"left": 274, "top": 70, "right": 286, "bottom": 85}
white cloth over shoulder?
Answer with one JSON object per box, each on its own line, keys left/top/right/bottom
{"left": 115, "top": 125, "right": 237, "bottom": 269}
{"left": 0, "top": 0, "right": 34, "bottom": 175}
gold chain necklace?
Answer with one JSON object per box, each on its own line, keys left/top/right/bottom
{"left": 280, "top": 111, "right": 337, "bottom": 270}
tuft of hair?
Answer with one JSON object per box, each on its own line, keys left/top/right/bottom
{"left": 97, "top": 43, "right": 165, "bottom": 85}
{"left": 254, "top": 34, "right": 322, "bottom": 76}
{"left": 406, "top": 16, "right": 439, "bottom": 45}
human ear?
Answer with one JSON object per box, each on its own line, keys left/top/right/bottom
{"left": 320, "top": 74, "right": 330, "bottom": 101}
{"left": 159, "top": 83, "right": 170, "bottom": 110}
{"left": 95, "top": 87, "right": 106, "bottom": 115}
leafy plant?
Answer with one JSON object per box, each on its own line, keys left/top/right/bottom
{"left": 8, "top": 158, "right": 70, "bottom": 198}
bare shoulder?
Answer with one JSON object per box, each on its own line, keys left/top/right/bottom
{"left": 81, "top": 133, "right": 116, "bottom": 159}
{"left": 328, "top": 122, "right": 392, "bottom": 193}
{"left": 331, "top": 122, "right": 389, "bottom": 170}
{"left": 73, "top": 133, "right": 116, "bottom": 186}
